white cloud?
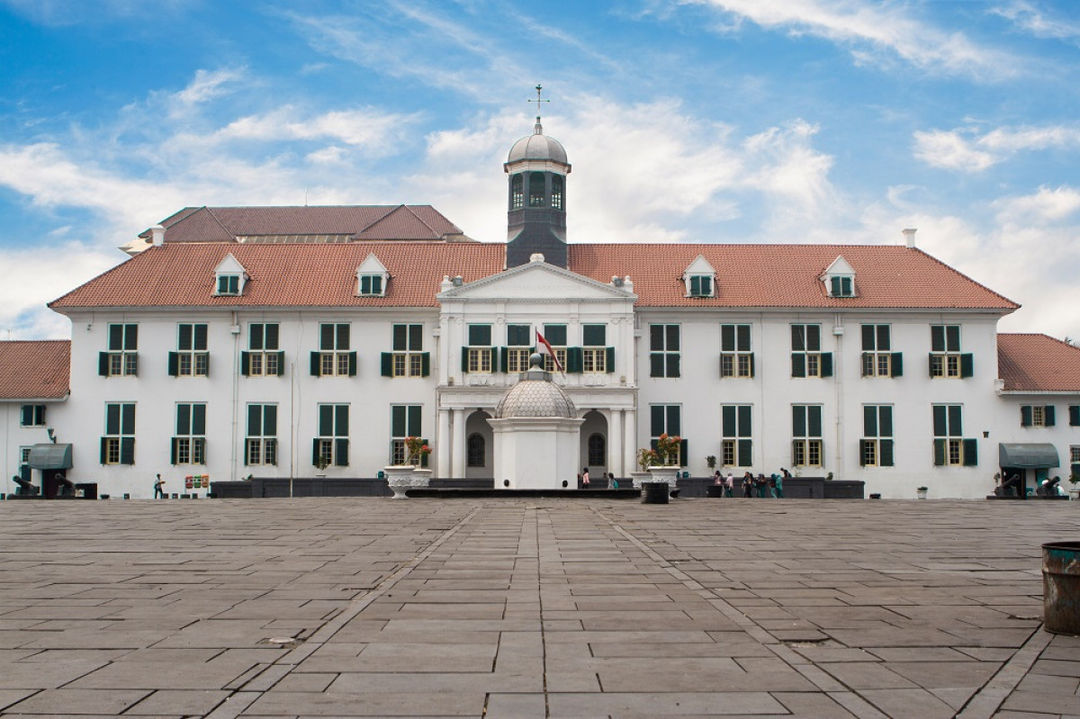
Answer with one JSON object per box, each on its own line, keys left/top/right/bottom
{"left": 681, "top": 0, "right": 1020, "bottom": 80}
{"left": 212, "top": 107, "right": 418, "bottom": 150}
{"left": 173, "top": 68, "right": 246, "bottom": 108}
{"left": 990, "top": 1, "right": 1080, "bottom": 40}
{"left": 994, "top": 186, "right": 1080, "bottom": 224}
{"left": 913, "top": 124, "right": 1080, "bottom": 172}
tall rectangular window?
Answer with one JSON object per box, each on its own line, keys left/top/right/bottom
{"left": 101, "top": 402, "right": 135, "bottom": 465}
{"left": 20, "top": 404, "right": 45, "bottom": 427}
{"left": 314, "top": 404, "right": 349, "bottom": 467}
{"left": 792, "top": 405, "right": 823, "bottom": 467}
{"left": 541, "top": 324, "right": 567, "bottom": 373}
{"left": 172, "top": 323, "right": 209, "bottom": 377}
{"left": 392, "top": 324, "right": 425, "bottom": 377}
{"left": 244, "top": 323, "right": 281, "bottom": 377}
{"left": 506, "top": 324, "right": 532, "bottom": 373}
{"left": 860, "top": 405, "right": 894, "bottom": 467}
{"left": 316, "top": 323, "right": 355, "bottom": 377}
{"left": 391, "top": 405, "right": 423, "bottom": 465}
{"left": 932, "top": 404, "right": 976, "bottom": 466}
{"left": 465, "top": 324, "right": 493, "bottom": 374}
{"left": 245, "top": 404, "right": 277, "bottom": 466}
{"left": 649, "top": 404, "right": 685, "bottom": 466}
{"left": 791, "top": 325, "right": 830, "bottom": 378}
{"left": 929, "top": 325, "right": 972, "bottom": 378}
{"left": 649, "top": 324, "right": 680, "bottom": 378}
{"left": 861, "top": 325, "right": 901, "bottom": 378}
{"left": 358, "top": 274, "right": 383, "bottom": 296}
{"left": 172, "top": 403, "right": 206, "bottom": 465}
{"left": 720, "top": 324, "right": 753, "bottom": 378}
{"left": 101, "top": 323, "right": 138, "bottom": 376}
{"left": 582, "top": 324, "right": 607, "bottom": 373}
{"left": 1021, "top": 405, "right": 1056, "bottom": 427}
{"left": 721, "top": 405, "right": 752, "bottom": 467}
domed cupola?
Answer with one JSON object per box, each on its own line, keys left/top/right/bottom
{"left": 504, "top": 85, "right": 571, "bottom": 269}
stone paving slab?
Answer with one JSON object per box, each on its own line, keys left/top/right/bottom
{"left": 0, "top": 498, "right": 1077, "bottom": 717}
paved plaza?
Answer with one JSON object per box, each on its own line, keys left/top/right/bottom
{"left": 0, "top": 497, "right": 1077, "bottom": 718}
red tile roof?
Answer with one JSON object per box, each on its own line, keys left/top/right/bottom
{"left": 0, "top": 341, "right": 70, "bottom": 399}
{"left": 998, "top": 334, "right": 1080, "bottom": 392}
{"left": 144, "top": 205, "right": 465, "bottom": 243}
{"left": 568, "top": 244, "right": 1019, "bottom": 310}
{"left": 51, "top": 243, "right": 507, "bottom": 309}
{"left": 51, "top": 240, "right": 1020, "bottom": 313}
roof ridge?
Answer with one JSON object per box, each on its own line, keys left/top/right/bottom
{"left": 399, "top": 204, "right": 441, "bottom": 238}
{"left": 907, "top": 247, "right": 1020, "bottom": 311}
{"left": 355, "top": 205, "right": 402, "bottom": 236}
{"left": 202, "top": 207, "right": 236, "bottom": 240}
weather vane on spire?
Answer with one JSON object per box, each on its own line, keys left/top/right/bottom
{"left": 530, "top": 83, "right": 549, "bottom": 119}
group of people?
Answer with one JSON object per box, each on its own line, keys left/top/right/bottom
{"left": 579, "top": 468, "right": 620, "bottom": 489}
{"left": 713, "top": 468, "right": 790, "bottom": 498}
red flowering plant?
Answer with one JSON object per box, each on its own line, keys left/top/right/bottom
{"left": 654, "top": 432, "right": 682, "bottom": 466}
{"left": 405, "top": 436, "right": 431, "bottom": 466}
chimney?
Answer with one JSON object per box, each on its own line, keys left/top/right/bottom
{"left": 902, "top": 227, "right": 917, "bottom": 248}
{"left": 150, "top": 225, "right": 165, "bottom": 246}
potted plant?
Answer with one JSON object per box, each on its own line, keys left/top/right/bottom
{"left": 706, "top": 455, "right": 717, "bottom": 471}
{"left": 314, "top": 455, "right": 329, "bottom": 477}
{"left": 630, "top": 448, "right": 656, "bottom": 489}
{"left": 916, "top": 485, "right": 928, "bottom": 499}
{"left": 386, "top": 437, "right": 432, "bottom": 499}
{"left": 645, "top": 433, "right": 681, "bottom": 484}
{"left": 406, "top": 436, "right": 433, "bottom": 488}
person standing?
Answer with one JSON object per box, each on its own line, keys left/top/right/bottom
{"left": 582, "top": 467, "right": 590, "bottom": 489}
{"left": 775, "top": 470, "right": 786, "bottom": 499}
{"left": 153, "top": 473, "right": 165, "bottom": 499}
{"left": 725, "top": 472, "right": 735, "bottom": 497}
{"left": 742, "top": 472, "right": 753, "bottom": 497}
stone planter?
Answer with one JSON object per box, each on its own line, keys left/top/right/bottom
{"left": 385, "top": 466, "right": 419, "bottom": 499}
{"left": 629, "top": 471, "right": 651, "bottom": 489}
{"left": 916, "top": 487, "right": 928, "bottom": 500}
{"left": 412, "top": 468, "right": 432, "bottom": 489}
{"left": 646, "top": 466, "right": 679, "bottom": 484}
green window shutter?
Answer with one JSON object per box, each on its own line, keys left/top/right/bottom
{"left": 393, "top": 324, "right": 407, "bottom": 351}
{"left": 792, "top": 406, "right": 806, "bottom": 437}
{"left": 948, "top": 405, "right": 963, "bottom": 436}
{"left": 566, "top": 347, "right": 583, "bottom": 373}
{"left": 863, "top": 406, "right": 877, "bottom": 436}
{"left": 192, "top": 405, "right": 206, "bottom": 435}
{"left": 583, "top": 325, "right": 606, "bottom": 346}
{"left": 98, "top": 352, "right": 109, "bottom": 376}
{"left": 859, "top": 439, "right": 868, "bottom": 466}
{"left": 650, "top": 325, "right": 664, "bottom": 351}
{"left": 880, "top": 439, "right": 894, "bottom": 467}
{"left": 421, "top": 352, "right": 430, "bottom": 376}
{"left": 392, "top": 406, "right": 406, "bottom": 438}
{"left": 860, "top": 352, "right": 871, "bottom": 377}
{"left": 247, "top": 405, "right": 261, "bottom": 436}
{"left": 927, "top": 353, "right": 935, "bottom": 378}
{"left": 335, "top": 405, "right": 349, "bottom": 436}
{"left": 931, "top": 325, "right": 944, "bottom": 352}
{"left": 1071, "top": 406, "right": 1080, "bottom": 426}
{"left": 310, "top": 352, "right": 321, "bottom": 377}
{"left": 722, "top": 406, "right": 735, "bottom": 436}
{"left": 830, "top": 276, "right": 841, "bottom": 296}
{"left": 106, "top": 403, "right": 120, "bottom": 435}
{"left": 960, "top": 353, "right": 974, "bottom": 378}
{"left": 1046, "top": 406, "right": 1056, "bottom": 426}
{"left": 861, "top": 325, "right": 875, "bottom": 350}
{"left": 348, "top": 352, "right": 357, "bottom": 377}
{"left": 748, "top": 353, "right": 755, "bottom": 377}
{"left": 933, "top": 438, "right": 945, "bottom": 466}
{"left": 335, "top": 438, "right": 349, "bottom": 466}
{"left": 690, "top": 275, "right": 701, "bottom": 295}
{"left": 605, "top": 346, "right": 615, "bottom": 373}
{"left": 499, "top": 347, "right": 508, "bottom": 373}
{"left": 407, "top": 405, "right": 421, "bottom": 436}
{"left": 932, "top": 405, "right": 947, "bottom": 437}
{"left": 963, "top": 438, "right": 978, "bottom": 466}
{"left": 667, "top": 406, "right": 681, "bottom": 436}
{"left": 267, "top": 438, "right": 277, "bottom": 465}
{"left": 381, "top": 352, "right": 393, "bottom": 377}
{"left": 170, "top": 437, "right": 178, "bottom": 465}
{"left": 122, "top": 403, "right": 135, "bottom": 434}
{"left": 808, "top": 406, "right": 822, "bottom": 437}
{"left": 120, "top": 437, "right": 135, "bottom": 465}
{"left": 194, "top": 324, "right": 207, "bottom": 350}
{"left": 129, "top": 353, "right": 138, "bottom": 376}
{"left": 650, "top": 354, "right": 664, "bottom": 377}
{"left": 168, "top": 352, "right": 179, "bottom": 376}
{"left": 177, "top": 403, "right": 190, "bottom": 434}
{"left": 737, "top": 439, "right": 752, "bottom": 466}
{"left": 319, "top": 405, "right": 333, "bottom": 437}
{"left": 312, "top": 438, "right": 320, "bottom": 467}
{"left": 650, "top": 406, "right": 665, "bottom": 437}
{"left": 461, "top": 346, "right": 470, "bottom": 373}
{"left": 721, "top": 325, "right": 734, "bottom": 351}
{"left": 791, "top": 354, "right": 805, "bottom": 377}
{"left": 1021, "top": 405, "right": 1032, "bottom": 427}
{"left": 891, "top": 352, "right": 903, "bottom": 377}
{"left": 274, "top": 351, "right": 285, "bottom": 375}
{"left": 820, "top": 352, "right": 833, "bottom": 377}
{"left": 265, "top": 324, "right": 279, "bottom": 350}
{"left": 264, "top": 407, "right": 277, "bottom": 436}
{"left": 420, "top": 439, "right": 429, "bottom": 468}
{"left": 20, "top": 405, "right": 30, "bottom": 426}
{"left": 240, "top": 351, "right": 250, "bottom": 376}
{"left": 737, "top": 406, "right": 751, "bottom": 437}
{"left": 679, "top": 439, "right": 688, "bottom": 467}
{"left": 100, "top": 437, "right": 108, "bottom": 464}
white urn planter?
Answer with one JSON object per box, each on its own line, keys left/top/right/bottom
{"left": 385, "top": 466, "right": 419, "bottom": 499}
{"left": 916, "top": 487, "right": 928, "bottom": 500}
{"left": 646, "top": 466, "right": 679, "bottom": 484}
{"left": 629, "top": 471, "right": 651, "bottom": 489}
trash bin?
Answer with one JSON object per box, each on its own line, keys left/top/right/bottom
{"left": 706, "top": 485, "right": 724, "bottom": 498}
{"left": 1043, "top": 541, "right": 1080, "bottom": 634}
{"left": 642, "top": 482, "right": 669, "bottom": 504}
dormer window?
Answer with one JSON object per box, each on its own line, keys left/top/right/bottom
{"left": 213, "top": 253, "right": 247, "bottom": 296}
{"left": 689, "top": 275, "right": 713, "bottom": 297}
{"left": 355, "top": 253, "right": 389, "bottom": 297}
{"left": 822, "top": 255, "right": 856, "bottom": 298}
{"left": 830, "top": 276, "right": 854, "bottom": 297}
{"left": 217, "top": 274, "right": 240, "bottom": 295}
{"left": 682, "top": 255, "right": 717, "bottom": 298}
{"left": 358, "top": 274, "right": 383, "bottom": 296}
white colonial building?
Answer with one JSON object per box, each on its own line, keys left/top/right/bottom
{"left": 4, "top": 118, "right": 1080, "bottom": 500}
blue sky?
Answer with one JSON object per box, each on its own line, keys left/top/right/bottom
{"left": 2, "top": 0, "right": 1080, "bottom": 339}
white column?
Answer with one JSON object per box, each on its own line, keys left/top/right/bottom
{"left": 624, "top": 408, "right": 637, "bottom": 474}
{"left": 437, "top": 408, "right": 451, "bottom": 479}
{"left": 609, "top": 410, "right": 623, "bottom": 477}
{"left": 452, "top": 408, "right": 466, "bottom": 478}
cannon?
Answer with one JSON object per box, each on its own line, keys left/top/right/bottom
{"left": 12, "top": 475, "right": 39, "bottom": 496}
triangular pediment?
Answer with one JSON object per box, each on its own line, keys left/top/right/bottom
{"left": 822, "top": 255, "right": 854, "bottom": 277}
{"left": 683, "top": 255, "right": 715, "bottom": 276}
{"left": 356, "top": 253, "right": 388, "bottom": 275}
{"left": 438, "top": 260, "right": 635, "bottom": 301}
{"left": 215, "top": 253, "right": 246, "bottom": 275}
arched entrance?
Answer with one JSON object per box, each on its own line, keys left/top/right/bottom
{"left": 465, "top": 410, "right": 493, "bottom": 479}
{"left": 579, "top": 410, "right": 608, "bottom": 478}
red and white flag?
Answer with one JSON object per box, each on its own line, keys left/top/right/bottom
{"left": 536, "top": 329, "right": 563, "bottom": 372}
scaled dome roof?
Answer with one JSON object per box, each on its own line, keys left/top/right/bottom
{"left": 507, "top": 120, "right": 568, "bottom": 165}
{"left": 494, "top": 355, "right": 576, "bottom": 418}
